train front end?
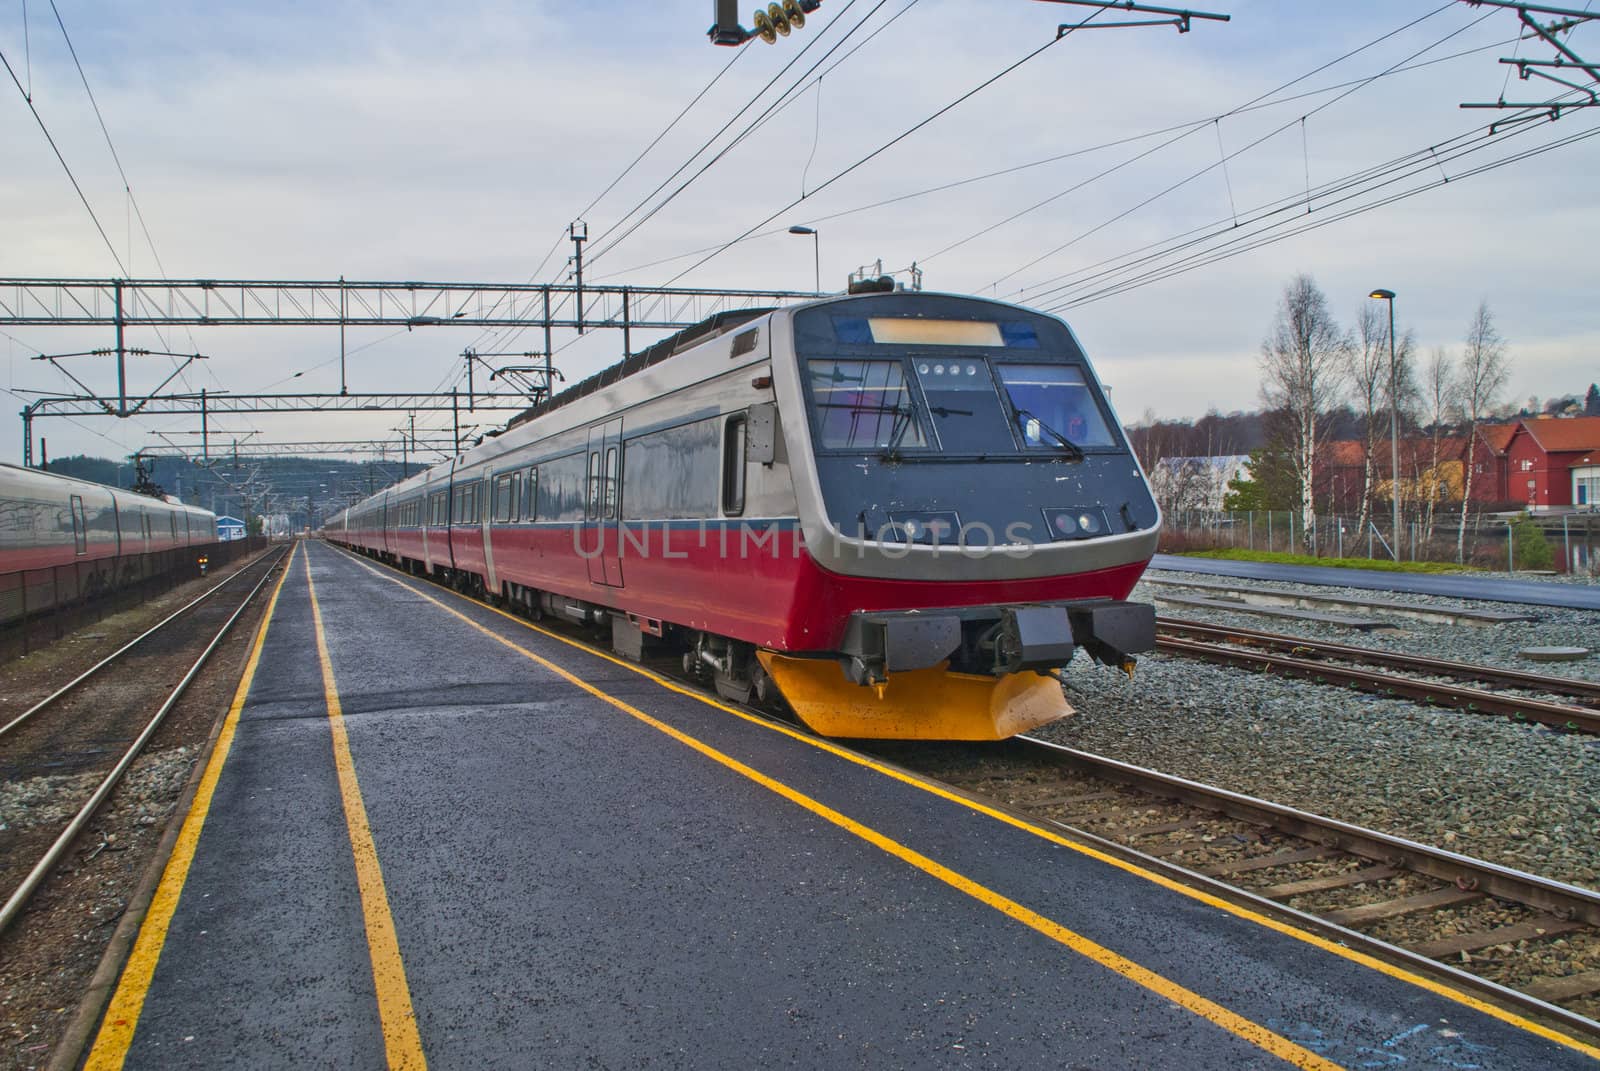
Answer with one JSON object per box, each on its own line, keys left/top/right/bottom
{"left": 767, "top": 292, "right": 1160, "bottom": 740}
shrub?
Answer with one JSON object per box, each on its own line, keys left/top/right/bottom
{"left": 1506, "top": 513, "right": 1555, "bottom": 571}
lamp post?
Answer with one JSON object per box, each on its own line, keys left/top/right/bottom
{"left": 1368, "top": 288, "right": 1400, "bottom": 561}
{"left": 789, "top": 225, "right": 820, "bottom": 293}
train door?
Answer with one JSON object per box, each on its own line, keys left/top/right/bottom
{"left": 69, "top": 495, "right": 87, "bottom": 554}
{"left": 480, "top": 475, "right": 499, "bottom": 594}
{"left": 584, "top": 420, "right": 623, "bottom": 587}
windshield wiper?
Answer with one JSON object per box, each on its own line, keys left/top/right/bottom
{"left": 1013, "top": 407, "right": 1085, "bottom": 461}
{"left": 880, "top": 404, "right": 921, "bottom": 458}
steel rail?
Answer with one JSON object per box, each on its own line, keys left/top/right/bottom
{"left": 326, "top": 544, "right": 1600, "bottom": 1037}
{"left": 1155, "top": 634, "right": 1600, "bottom": 734}
{"left": 0, "top": 549, "right": 281, "bottom": 740}
{"left": 1005, "top": 735, "right": 1600, "bottom": 1039}
{"left": 1158, "top": 617, "right": 1600, "bottom": 705}
{"left": 0, "top": 546, "right": 288, "bottom": 937}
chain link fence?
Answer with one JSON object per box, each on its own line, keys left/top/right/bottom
{"left": 1159, "top": 509, "right": 1599, "bottom": 575}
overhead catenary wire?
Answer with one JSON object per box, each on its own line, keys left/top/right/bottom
{"left": 45, "top": 0, "right": 217, "bottom": 393}
{"left": 1037, "top": 102, "right": 1600, "bottom": 310}
{"left": 461, "top": 41, "right": 751, "bottom": 360}
{"left": 659, "top": 6, "right": 1109, "bottom": 288}
{"left": 981, "top": 3, "right": 1498, "bottom": 298}
{"left": 587, "top": 31, "right": 1523, "bottom": 285}
{"left": 583, "top": 0, "right": 889, "bottom": 268}
{"left": 1048, "top": 121, "right": 1600, "bottom": 310}
{"left": 478, "top": 0, "right": 905, "bottom": 359}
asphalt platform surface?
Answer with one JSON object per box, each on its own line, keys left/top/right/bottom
{"left": 1150, "top": 552, "right": 1600, "bottom": 610}
{"left": 82, "top": 540, "right": 1600, "bottom": 1068}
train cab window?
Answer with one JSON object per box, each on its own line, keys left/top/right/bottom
{"left": 995, "top": 365, "right": 1117, "bottom": 449}
{"left": 908, "top": 357, "right": 1018, "bottom": 453}
{"left": 604, "top": 447, "right": 619, "bottom": 520}
{"left": 170, "top": 516, "right": 178, "bottom": 541}
{"left": 722, "top": 415, "right": 747, "bottom": 516}
{"left": 805, "top": 359, "right": 926, "bottom": 451}
{"left": 70, "top": 495, "right": 87, "bottom": 554}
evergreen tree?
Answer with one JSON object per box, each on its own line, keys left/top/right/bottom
{"left": 1586, "top": 383, "right": 1600, "bottom": 416}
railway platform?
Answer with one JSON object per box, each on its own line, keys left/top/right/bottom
{"left": 76, "top": 539, "right": 1599, "bottom": 1069}
{"left": 1150, "top": 552, "right": 1600, "bottom": 610}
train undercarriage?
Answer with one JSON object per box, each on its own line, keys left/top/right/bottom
{"left": 358, "top": 545, "right": 1153, "bottom": 741}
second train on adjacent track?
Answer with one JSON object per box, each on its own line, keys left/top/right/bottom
{"left": 328, "top": 290, "right": 1160, "bottom": 739}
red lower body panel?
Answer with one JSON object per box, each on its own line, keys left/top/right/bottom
{"left": 480, "top": 522, "right": 1148, "bottom": 653}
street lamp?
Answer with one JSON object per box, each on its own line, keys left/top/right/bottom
{"left": 789, "top": 225, "right": 820, "bottom": 293}
{"left": 1368, "top": 288, "right": 1400, "bottom": 561}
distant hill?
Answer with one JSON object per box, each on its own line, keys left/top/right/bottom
{"left": 43, "top": 454, "right": 405, "bottom": 529}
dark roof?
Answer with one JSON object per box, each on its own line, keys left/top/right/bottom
{"left": 505, "top": 308, "right": 773, "bottom": 431}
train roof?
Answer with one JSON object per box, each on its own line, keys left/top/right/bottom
{"left": 0, "top": 462, "right": 216, "bottom": 517}
{"left": 504, "top": 307, "right": 773, "bottom": 433}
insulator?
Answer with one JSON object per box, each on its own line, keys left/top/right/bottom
{"left": 768, "top": 2, "right": 791, "bottom": 35}
{"left": 752, "top": 9, "right": 776, "bottom": 43}
{"left": 783, "top": 0, "right": 805, "bottom": 28}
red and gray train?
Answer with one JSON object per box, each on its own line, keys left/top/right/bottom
{"left": 329, "top": 291, "right": 1160, "bottom": 740}
{"left": 1, "top": 462, "right": 217, "bottom": 626}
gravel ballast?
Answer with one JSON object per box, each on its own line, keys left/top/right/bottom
{"left": 1035, "top": 569, "right": 1600, "bottom": 890}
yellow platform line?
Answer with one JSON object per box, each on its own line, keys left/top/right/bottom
{"left": 305, "top": 555, "right": 427, "bottom": 1070}
{"left": 338, "top": 544, "right": 1600, "bottom": 1063}
{"left": 85, "top": 542, "right": 298, "bottom": 1069}
{"left": 334, "top": 549, "right": 1336, "bottom": 1070}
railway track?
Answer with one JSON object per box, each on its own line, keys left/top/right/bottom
{"left": 867, "top": 736, "right": 1600, "bottom": 1040}
{"left": 330, "top": 546, "right": 1600, "bottom": 1042}
{"left": 1155, "top": 618, "right": 1600, "bottom": 734}
{"left": 0, "top": 545, "right": 289, "bottom": 936}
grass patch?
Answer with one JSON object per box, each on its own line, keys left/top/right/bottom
{"left": 1178, "top": 548, "right": 1482, "bottom": 574}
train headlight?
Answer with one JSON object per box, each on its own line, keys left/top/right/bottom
{"left": 1043, "top": 507, "right": 1110, "bottom": 541}
{"left": 884, "top": 510, "right": 960, "bottom": 545}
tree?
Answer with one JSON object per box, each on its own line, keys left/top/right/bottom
{"left": 1346, "top": 304, "right": 1416, "bottom": 536}
{"left": 1420, "top": 346, "right": 1459, "bottom": 540}
{"left": 1586, "top": 383, "right": 1600, "bottom": 416}
{"left": 1222, "top": 436, "right": 1299, "bottom": 512}
{"left": 1260, "top": 275, "right": 1349, "bottom": 549}
{"left": 1456, "top": 301, "right": 1510, "bottom": 563}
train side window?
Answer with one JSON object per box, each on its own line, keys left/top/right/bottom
{"left": 70, "top": 495, "right": 87, "bottom": 554}
{"left": 493, "top": 474, "right": 513, "bottom": 522}
{"left": 587, "top": 451, "right": 602, "bottom": 519}
{"left": 722, "top": 415, "right": 747, "bottom": 516}
{"left": 524, "top": 468, "right": 538, "bottom": 521}
{"left": 604, "top": 447, "right": 619, "bottom": 520}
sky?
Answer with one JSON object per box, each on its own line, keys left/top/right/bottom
{"left": 3, "top": 0, "right": 1598, "bottom": 479}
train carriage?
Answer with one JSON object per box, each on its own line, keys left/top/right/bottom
{"left": 331, "top": 290, "right": 1161, "bottom": 740}
{"left": 1, "top": 463, "right": 218, "bottom": 626}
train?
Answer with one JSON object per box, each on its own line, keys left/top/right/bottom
{"left": 0, "top": 462, "right": 218, "bottom": 626}
{"left": 328, "top": 289, "right": 1160, "bottom": 740}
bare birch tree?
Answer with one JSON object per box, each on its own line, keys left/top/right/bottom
{"left": 1347, "top": 304, "right": 1387, "bottom": 536}
{"left": 1261, "top": 275, "right": 1348, "bottom": 549}
{"left": 1456, "top": 301, "right": 1510, "bottom": 562}
{"left": 1421, "top": 346, "right": 1458, "bottom": 539}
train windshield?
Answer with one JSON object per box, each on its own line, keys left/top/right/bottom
{"left": 806, "top": 360, "right": 928, "bottom": 450}
{"left": 995, "top": 365, "right": 1117, "bottom": 449}
{"left": 795, "top": 300, "right": 1119, "bottom": 457}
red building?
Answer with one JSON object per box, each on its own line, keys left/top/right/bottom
{"left": 1319, "top": 436, "right": 1466, "bottom": 513}
{"left": 1467, "top": 423, "right": 1516, "bottom": 504}
{"left": 1499, "top": 417, "right": 1600, "bottom": 511}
